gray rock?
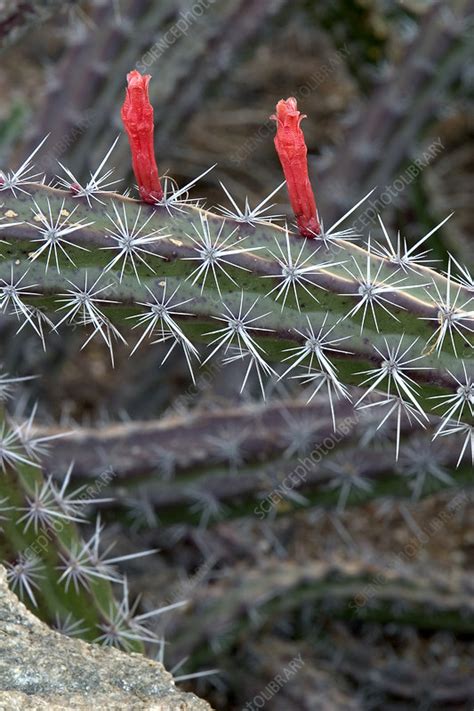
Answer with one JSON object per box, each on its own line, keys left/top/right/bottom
{"left": 0, "top": 565, "right": 213, "bottom": 710}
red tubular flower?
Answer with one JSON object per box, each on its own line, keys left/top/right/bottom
{"left": 271, "top": 97, "right": 321, "bottom": 237}
{"left": 121, "top": 70, "right": 163, "bottom": 204}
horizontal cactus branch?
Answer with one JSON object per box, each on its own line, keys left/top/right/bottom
{"left": 32, "top": 397, "right": 363, "bottom": 480}
{"left": 1, "top": 187, "right": 470, "bottom": 341}
{"left": 0, "top": 180, "right": 472, "bottom": 463}
{"left": 101, "top": 436, "right": 473, "bottom": 528}
{"left": 167, "top": 558, "right": 474, "bottom": 671}
{"left": 29, "top": 405, "right": 471, "bottom": 529}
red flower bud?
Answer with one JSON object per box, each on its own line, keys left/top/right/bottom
{"left": 121, "top": 70, "right": 163, "bottom": 204}
{"left": 271, "top": 97, "right": 320, "bottom": 237}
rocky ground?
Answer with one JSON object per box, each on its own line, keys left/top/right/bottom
{"left": 0, "top": 566, "right": 212, "bottom": 710}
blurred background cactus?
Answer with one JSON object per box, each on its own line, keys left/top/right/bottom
{"left": 0, "top": 1, "right": 473, "bottom": 709}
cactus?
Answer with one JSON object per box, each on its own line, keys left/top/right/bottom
{"left": 164, "top": 554, "right": 474, "bottom": 672}
{"left": 0, "top": 173, "right": 472, "bottom": 460}
{"left": 147, "top": 483, "right": 473, "bottom": 703}
{"left": 0, "top": 62, "right": 472, "bottom": 707}
{"left": 0, "top": 377, "right": 187, "bottom": 651}
{"left": 24, "top": 0, "right": 473, "bottom": 235}
{"left": 27, "top": 398, "right": 473, "bottom": 531}
{"left": 26, "top": 0, "right": 290, "bottom": 180}
{"left": 317, "top": 0, "right": 474, "bottom": 224}
{"left": 0, "top": 0, "right": 74, "bottom": 49}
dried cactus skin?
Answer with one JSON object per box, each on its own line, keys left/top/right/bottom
{"left": 0, "top": 183, "right": 472, "bottom": 426}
